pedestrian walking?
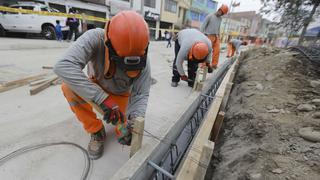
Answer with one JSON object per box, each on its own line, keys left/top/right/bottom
{"left": 55, "top": 20, "right": 63, "bottom": 41}
{"left": 54, "top": 11, "right": 151, "bottom": 160}
{"left": 66, "top": 8, "right": 80, "bottom": 41}
{"left": 171, "top": 29, "right": 212, "bottom": 88}
{"left": 165, "top": 31, "right": 172, "bottom": 48}
{"left": 201, "top": 4, "right": 229, "bottom": 73}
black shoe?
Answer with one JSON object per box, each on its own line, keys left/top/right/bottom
{"left": 188, "top": 82, "right": 194, "bottom": 87}
{"left": 88, "top": 127, "right": 106, "bottom": 160}
{"left": 208, "top": 67, "right": 213, "bottom": 73}
{"left": 171, "top": 82, "right": 178, "bottom": 87}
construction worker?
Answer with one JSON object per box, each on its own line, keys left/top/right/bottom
{"left": 171, "top": 29, "right": 212, "bottom": 88}
{"left": 54, "top": 11, "right": 151, "bottom": 160}
{"left": 227, "top": 39, "right": 248, "bottom": 58}
{"left": 200, "top": 4, "right": 229, "bottom": 72}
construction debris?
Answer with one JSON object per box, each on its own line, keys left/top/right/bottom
{"left": 207, "top": 48, "right": 320, "bottom": 180}
{"left": 29, "top": 75, "right": 59, "bottom": 95}
{"left": 0, "top": 73, "right": 47, "bottom": 93}
{"left": 42, "top": 66, "right": 54, "bottom": 69}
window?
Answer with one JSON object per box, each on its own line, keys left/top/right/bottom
{"left": 10, "top": 6, "right": 34, "bottom": 14}
{"left": 196, "top": 0, "right": 205, "bottom": 3}
{"left": 190, "top": 11, "right": 199, "bottom": 21}
{"left": 145, "top": 0, "right": 156, "bottom": 8}
{"left": 49, "top": 3, "right": 67, "bottom": 13}
{"left": 165, "top": 0, "right": 177, "bottom": 13}
{"left": 207, "top": 0, "right": 217, "bottom": 10}
{"left": 200, "top": 13, "right": 207, "bottom": 22}
{"left": 41, "top": 7, "right": 49, "bottom": 12}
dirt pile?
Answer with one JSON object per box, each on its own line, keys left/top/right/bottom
{"left": 206, "top": 48, "right": 320, "bottom": 180}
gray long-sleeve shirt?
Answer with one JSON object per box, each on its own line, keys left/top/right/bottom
{"left": 176, "top": 29, "right": 212, "bottom": 76}
{"left": 230, "top": 39, "right": 243, "bottom": 53}
{"left": 200, "top": 13, "right": 222, "bottom": 35}
{"left": 54, "top": 28, "right": 151, "bottom": 119}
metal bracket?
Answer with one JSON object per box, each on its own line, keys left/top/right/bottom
{"left": 201, "top": 94, "right": 215, "bottom": 100}
{"left": 148, "top": 161, "right": 176, "bottom": 179}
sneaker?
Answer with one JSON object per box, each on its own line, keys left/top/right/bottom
{"left": 88, "top": 127, "right": 106, "bottom": 160}
{"left": 171, "top": 82, "right": 178, "bottom": 87}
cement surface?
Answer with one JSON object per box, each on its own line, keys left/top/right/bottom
{"left": 0, "top": 38, "right": 227, "bottom": 180}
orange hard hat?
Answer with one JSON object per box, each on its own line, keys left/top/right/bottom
{"left": 104, "top": 11, "right": 150, "bottom": 78}
{"left": 107, "top": 10, "right": 149, "bottom": 57}
{"left": 219, "top": 4, "right": 229, "bottom": 15}
{"left": 189, "top": 42, "right": 209, "bottom": 61}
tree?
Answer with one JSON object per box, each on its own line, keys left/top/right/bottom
{"left": 261, "top": 0, "right": 320, "bottom": 45}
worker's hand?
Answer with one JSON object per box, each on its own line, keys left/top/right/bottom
{"left": 100, "top": 97, "right": 124, "bottom": 125}
{"left": 115, "top": 122, "right": 132, "bottom": 146}
{"left": 180, "top": 75, "right": 188, "bottom": 81}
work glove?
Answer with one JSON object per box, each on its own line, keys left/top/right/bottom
{"left": 180, "top": 75, "right": 188, "bottom": 81}
{"left": 115, "top": 121, "right": 132, "bottom": 145}
{"left": 100, "top": 97, "right": 124, "bottom": 125}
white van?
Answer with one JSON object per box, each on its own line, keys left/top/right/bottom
{"left": 0, "top": 2, "right": 68, "bottom": 39}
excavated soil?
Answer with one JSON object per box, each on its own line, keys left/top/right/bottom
{"left": 205, "top": 48, "right": 320, "bottom": 180}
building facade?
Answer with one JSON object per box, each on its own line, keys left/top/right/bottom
{"left": 106, "top": 0, "right": 161, "bottom": 40}
{"left": 221, "top": 11, "right": 274, "bottom": 42}
{"left": 186, "top": 0, "right": 218, "bottom": 28}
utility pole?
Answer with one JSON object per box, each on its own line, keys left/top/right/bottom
{"left": 222, "top": 0, "right": 235, "bottom": 43}
{"left": 130, "top": 0, "right": 134, "bottom": 9}
{"left": 140, "top": 0, "right": 144, "bottom": 15}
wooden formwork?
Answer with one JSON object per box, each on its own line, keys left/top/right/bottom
{"left": 175, "top": 54, "right": 244, "bottom": 180}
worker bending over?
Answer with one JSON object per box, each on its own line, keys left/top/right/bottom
{"left": 171, "top": 29, "right": 212, "bottom": 88}
{"left": 54, "top": 11, "right": 151, "bottom": 160}
{"left": 227, "top": 39, "right": 248, "bottom": 57}
{"left": 201, "top": 4, "right": 229, "bottom": 72}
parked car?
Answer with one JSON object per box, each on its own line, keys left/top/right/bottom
{"left": 0, "top": 2, "right": 68, "bottom": 40}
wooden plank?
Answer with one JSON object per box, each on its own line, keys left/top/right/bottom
{"left": 194, "top": 140, "right": 215, "bottom": 179}
{"left": 42, "top": 66, "right": 54, "bottom": 69}
{"left": 3, "top": 73, "right": 46, "bottom": 87}
{"left": 130, "top": 117, "right": 145, "bottom": 157}
{"left": 176, "top": 59, "right": 239, "bottom": 180}
{"left": 29, "top": 79, "right": 49, "bottom": 86}
{"left": 211, "top": 111, "right": 225, "bottom": 142}
{"left": 29, "top": 76, "right": 58, "bottom": 95}
{"left": 220, "top": 83, "right": 233, "bottom": 111}
{"left": 0, "top": 73, "right": 47, "bottom": 93}
{"left": 51, "top": 78, "right": 62, "bottom": 85}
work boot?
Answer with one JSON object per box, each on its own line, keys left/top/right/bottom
{"left": 88, "top": 127, "right": 106, "bottom": 160}
{"left": 171, "top": 82, "right": 178, "bottom": 87}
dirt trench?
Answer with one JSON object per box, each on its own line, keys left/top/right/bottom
{"left": 205, "top": 48, "right": 320, "bottom": 180}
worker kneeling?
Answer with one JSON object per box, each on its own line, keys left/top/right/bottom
{"left": 54, "top": 11, "right": 151, "bottom": 160}
{"left": 227, "top": 39, "right": 248, "bottom": 58}
{"left": 171, "top": 29, "right": 212, "bottom": 87}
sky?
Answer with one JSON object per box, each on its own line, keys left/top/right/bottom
{"left": 217, "top": 0, "right": 263, "bottom": 13}
{"left": 217, "top": 0, "right": 278, "bottom": 21}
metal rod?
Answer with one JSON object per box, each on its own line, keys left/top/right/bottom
{"left": 148, "top": 161, "right": 176, "bottom": 180}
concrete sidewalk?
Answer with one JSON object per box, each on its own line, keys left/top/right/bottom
{"left": 0, "top": 37, "right": 71, "bottom": 50}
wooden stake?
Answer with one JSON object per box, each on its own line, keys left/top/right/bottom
{"left": 211, "top": 111, "right": 225, "bottom": 142}
{"left": 220, "top": 83, "right": 233, "bottom": 111}
{"left": 194, "top": 140, "right": 215, "bottom": 180}
{"left": 130, "top": 117, "right": 145, "bottom": 157}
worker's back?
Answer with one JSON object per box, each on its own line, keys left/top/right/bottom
{"left": 177, "top": 29, "right": 212, "bottom": 59}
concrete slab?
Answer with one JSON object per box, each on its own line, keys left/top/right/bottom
{"left": 0, "top": 39, "right": 227, "bottom": 180}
